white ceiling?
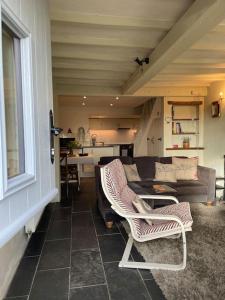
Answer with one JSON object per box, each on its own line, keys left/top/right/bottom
{"left": 49, "top": 0, "right": 225, "bottom": 97}
{"left": 58, "top": 95, "right": 150, "bottom": 108}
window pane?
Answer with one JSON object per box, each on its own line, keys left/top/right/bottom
{"left": 2, "top": 23, "right": 25, "bottom": 178}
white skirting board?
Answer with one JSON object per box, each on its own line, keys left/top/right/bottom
{"left": 0, "top": 188, "right": 58, "bottom": 248}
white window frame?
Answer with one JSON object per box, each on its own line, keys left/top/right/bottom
{"left": 0, "top": 2, "right": 36, "bottom": 200}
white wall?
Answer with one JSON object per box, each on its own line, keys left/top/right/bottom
{"left": 0, "top": 0, "right": 55, "bottom": 298}
{"left": 59, "top": 101, "right": 137, "bottom": 144}
{"left": 204, "top": 81, "right": 225, "bottom": 176}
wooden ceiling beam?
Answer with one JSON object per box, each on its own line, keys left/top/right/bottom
{"left": 123, "top": 0, "right": 225, "bottom": 94}
{"left": 50, "top": 11, "right": 173, "bottom": 31}
{"left": 161, "top": 67, "right": 225, "bottom": 74}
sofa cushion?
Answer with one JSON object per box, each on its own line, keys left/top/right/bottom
{"left": 123, "top": 164, "right": 141, "bottom": 181}
{"left": 99, "top": 156, "right": 133, "bottom": 165}
{"left": 133, "top": 156, "right": 159, "bottom": 180}
{"left": 155, "top": 162, "right": 177, "bottom": 182}
{"left": 172, "top": 157, "right": 198, "bottom": 180}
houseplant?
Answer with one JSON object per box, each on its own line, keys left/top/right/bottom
{"left": 68, "top": 140, "right": 81, "bottom": 155}
{"left": 183, "top": 137, "right": 190, "bottom": 148}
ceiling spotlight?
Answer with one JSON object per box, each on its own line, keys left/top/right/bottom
{"left": 115, "top": 96, "right": 119, "bottom": 100}
{"left": 134, "top": 57, "right": 149, "bottom": 66}
{"left": 83, "top": 96, "right": 87, "bottom": 99}
{"left": 82, "top": 102, "right": 86, "bottom": 106}
{"left": 110, "top": 103, "right": 114, "bottom": 107}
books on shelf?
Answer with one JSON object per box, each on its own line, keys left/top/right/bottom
{"left": 175, "top": 122, "right": 182, "bottom": 134}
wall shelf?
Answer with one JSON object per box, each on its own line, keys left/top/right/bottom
{"left": 172, "top": 132, "right": 199, "bottom": 135}
{"left": 172, "top": 118, "right": 199, "bottom": 121}
{"left": 166, "top": 147, "right": 204, "bottom": 150}
{"left": 168, "top": 101, "right": 203, "bottom": 106}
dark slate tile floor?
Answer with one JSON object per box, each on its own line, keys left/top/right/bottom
{"left": 5, "top": 178, "right": 166, "bottom": 300}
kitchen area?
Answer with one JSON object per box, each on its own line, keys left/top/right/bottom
{"left": 57, "top": 95, "right": 144, "bottom": 183}
{"left": 60, "top": 118, "right": 137, "bottom": 179}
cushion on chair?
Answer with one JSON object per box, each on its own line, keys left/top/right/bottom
{"left": 132, "top": 195, "right": 153, "bottom": 225}
{"left": 140, "top": 202, "right": 193, "bottom": 239}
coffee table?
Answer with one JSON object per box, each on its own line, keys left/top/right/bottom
{"left": 128, "top": 181, "right": 177, "bottom": 207}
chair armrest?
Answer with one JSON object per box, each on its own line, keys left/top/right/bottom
{"left": 125, "top": 212, "right": 185, "bottom": 231}
{"left": 111, "top": 205, "right": 184, "bottom": 227}
{"left": 197, "top": 165, "right": 216, "bottom": 201}
{"left": 137, "top": 194, "right": 179, "bottom": 204}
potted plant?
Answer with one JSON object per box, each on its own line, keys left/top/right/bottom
{"left": 68, "top": 140, "right": 81, "bottom": 156}
{"left": 183, "top": 137, "right": 190, "bottom": 149}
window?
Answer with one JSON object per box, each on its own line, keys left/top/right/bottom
{"left": 0, "top": 3, "right": 36, "bottom": 199}
{"left": 2, "top": 23, "right": 25, "bottom": 178}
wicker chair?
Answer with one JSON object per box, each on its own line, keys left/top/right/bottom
{"left": 100, "top": 159, "right": 193, "bottom": 271}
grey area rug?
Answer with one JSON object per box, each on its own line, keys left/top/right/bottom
{"left": 122, "top": 203, "right": 225, "bottom": 300}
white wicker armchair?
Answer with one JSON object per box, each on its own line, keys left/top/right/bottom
{"left": 100, "top": 159, "right": 193, "bottom": 271}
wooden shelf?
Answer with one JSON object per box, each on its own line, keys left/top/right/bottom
{"left": 172, "top": 132, "right": 199, "bottom": 135}
{"left": 172, "top": 118, "right": 199, "bottom": 121}
{"left": 166, "top": 147, "right": 204, "bottom": 150}
{"left": 89, "top": 115, "right": 141, "bottom": 119}
{"left": 168, "top": 101, "right": 203, "bottom": 106}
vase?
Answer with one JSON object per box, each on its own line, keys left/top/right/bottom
{"left": 183, "top": 142, "right": 190, "bottom": 149}
{"left": 73, "top": 149, "right": 80, "bottom": 156}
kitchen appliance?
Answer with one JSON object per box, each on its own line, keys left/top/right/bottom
{"left": 91, "top": 134, "right": 97, "bottom": 146}
{"left": 119, "top": 143, "right": 134, "bottom": 157}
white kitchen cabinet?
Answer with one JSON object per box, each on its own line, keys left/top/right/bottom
{"left": 82, "top": 147, "right": 114, "bottom": 158}
{"left": 89, "top": 117, "right": 140, "bottom": 130}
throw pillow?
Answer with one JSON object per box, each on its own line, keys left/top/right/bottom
{"left": 172, "top": 157, "right": 198, "bottom": 180}
{"left": 154, "top": 162, "right": 177, "bottom": 182}
{"left": 123, "top": 164, "right": 141, "bottom": 181}
{"left": 132, "top": 195, "right": 152, "bottom": 225}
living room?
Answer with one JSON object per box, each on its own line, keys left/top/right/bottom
{"left": 1, "top": 1, "right": 225, "bottom": 300}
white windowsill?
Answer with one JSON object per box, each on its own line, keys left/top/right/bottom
{"left": 3, "top": 173, "right": 36, "bottom": 200}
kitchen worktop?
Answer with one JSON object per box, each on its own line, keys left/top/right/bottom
{"left": 82, "top": 144, "right": 120, "bottom": 148}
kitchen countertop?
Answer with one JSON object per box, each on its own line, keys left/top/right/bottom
{"left": 82, "top": 144, "right": 120, "bottom": 148}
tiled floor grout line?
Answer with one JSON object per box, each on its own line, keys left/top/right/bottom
{"left": 68, "top": 209, "right": 73, "bottom": 300}
{"left": 72, "top": 210, "right": 91, "bottom": 214}
{"left": 38, "top": 266, "right": 70, "bottom": 272}
{"left": 26, "top": 207, "right": 56, "bottom": 300}
{"left": 70, "top": 283, "right": 108, "bottom": 290}
{"left": 5, "top": 296, "right": 29, "bottom": 299}
{"left": 23, "top": 254, "right": 40, "bottom": 259}
{"left": 91, "top": 212, "right": 112, "bottom": 300}
{"left": 45, "top": 237, "right": 72, "bottom": 242}
{"left": 116, "top": 222, "right": 153, "bottom": 300}
{"left": 97, "top": 232, "right": 121, "bottom": 237}
{"left": 71, "top": 247, "right": 99, "bottom": 252}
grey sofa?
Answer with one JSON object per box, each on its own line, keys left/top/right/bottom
{"left": 95, "top": 156, "right": 216, "bottom": 226}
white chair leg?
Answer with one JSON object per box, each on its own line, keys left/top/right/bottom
{"left": 119, "top": 234, "right": 133, "bottom": 268}
{"left": 119, "top": 230, "right": 187, "bottom": 271}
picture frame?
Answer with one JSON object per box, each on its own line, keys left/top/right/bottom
{"left": 211, "top": 101, "right": 220, "bottom": 118}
